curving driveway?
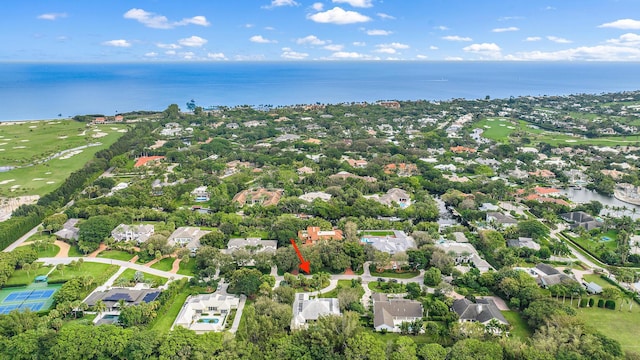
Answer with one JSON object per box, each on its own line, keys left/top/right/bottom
{"left": 38, "top": 256, "right": 191, "bottom": 280}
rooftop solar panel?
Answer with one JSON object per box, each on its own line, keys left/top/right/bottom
{"left": 104, "top": 293, "right": 133, "bottom": 302}
{"left": 142, "top": 291, "right": 161, "bottom": 303}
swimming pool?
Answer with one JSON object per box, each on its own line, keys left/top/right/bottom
{"left": 199, "top": 317, "right": 220, "bottom": 324}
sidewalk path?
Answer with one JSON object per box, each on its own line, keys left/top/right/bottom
{"left": 3, "top": 224, "right": 42, "bottom": 252}
{"left": 87, "top": 243, "right": 107, "bottom": 258}
{"left": 38, "top": 257, "right": 191, "bottom": 280}
{"left": 229, "top": 295, "right": 246, "bottom": 334}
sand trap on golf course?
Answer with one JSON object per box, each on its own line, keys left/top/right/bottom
{"left": 0, "top": 179, "right": 15, "bottom": 185}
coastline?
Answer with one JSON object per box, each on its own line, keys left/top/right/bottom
{"left": 613, "top": 189, "right": 640, "bottom": 206}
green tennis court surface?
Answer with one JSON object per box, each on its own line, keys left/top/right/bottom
{"left": 0, "top": 284, "right": 61, "bottom": 315}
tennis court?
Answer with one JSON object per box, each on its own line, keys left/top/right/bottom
{"left": 0, "top": 284, "right": 60, "bottom": 315}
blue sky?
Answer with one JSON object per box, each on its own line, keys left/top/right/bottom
{"left": 3, "top": 0, "right": 640, "bottom": 62}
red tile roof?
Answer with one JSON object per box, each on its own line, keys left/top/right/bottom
{"left": 134, "top": 156, "right": 165, "bottom": 168}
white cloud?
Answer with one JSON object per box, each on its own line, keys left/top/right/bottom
{"left": 331, "top": 51, "right": 366, "bottom": 58}
{"left": 366, "top": 29, "right": 393, "bottom": 35}
{"left": 445, "top": 56, "right": 464, "bottom": 61}
{"left": 332, "top": 0, "right": 373, "bottom": 8}
{"left": 263, "top": 0, "right": 299, "bottom": 8}
{"left": 375, "top": 48, "right": 396, "bottom": 54}
{"left": 308, "top": 7, "right": 371, "bottom": 24}
{"left": 296, "top": 35, "right": 327, "bottom": 45}
{"left": 207, "top": 52, "right": 227, "bottom": 60}
{"left": 429, "top": 45, "right": 439, "bottom": 50}
{"left": 37, "top": 13, "right": 67, "bottom": 21}
{"left": 505, "top": 45, "right": 640, "bottom": 61}
{"left": 250, "top": 35, "right": 277, "bottom": 43}
{"left": 281, "top": 47, "right": 309, "bottom": 59}
{"left": 598, "top": 19, "right": 640, "bottom": 30}
{"left": 498, "top": 16, "right": 524, "bottom": 21}
{"left": 416, "top": 55, "right": 428, "bottom": 59}
{"left": 312, "top": 2, "right": 324, "bottom": 11}
{"left": 144, "top": 52, "right": 158, "bottom": 57}
{"left": 377, "top": 13, "right": 396, "bottom": 20}
{"left": 492, "top": 27, "right": 519, "bottom": 33}
{"left": 156, "top": 43, "right": 181, "bottom": 49}
{"left": 435, "top": 25, "right": 449, "bottom": 31}
{"left": 265, "top": 26, "right": 276, "bottom": 30}
{"left": 353, "top": 41, "right": 366, "bottom": 46}
{"left": 380, "top": 42, "right": 409, "bottom": 49}
{"left": 525, "top": 36, "right": 541, "bottom": 42}
{"left": 442, "top": 35, "right": 472, "bottom": 42}
{"left": 606, "top": 33, "right": 640, "bottom": 46}
{"left": 182, "top": 52, "right": 195, "bottom": 60}
{"left": 244, "top": 24, "right": 255, "bottom": 28}
{"left": 324, "top": 44, "right": 344, "bottom": 51}
{"left": 547, "top": 35, "right": 572, "bottom": 44}
{"left": 463, "top": 43, "right": 502, "bottom": 59}
{"left": 234, "top": 54, "right": 267, "bottom": 61}
{"left": 178, "top": 36, "right": 208, "bottom": 47}
{"left": 123, "top": 8, "right": 209, "bottom": 29}
{"left": 165, "top": 50, "right": 176, "bottom": 55}
{"left": 102, "top": 39, "right": 132, "bottom": 47}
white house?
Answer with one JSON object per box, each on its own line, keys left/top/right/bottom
{"left": 111, "top": 224, "right": 155, "bottom": 244}
{"left": 167, "top": 227, "right": 211, "bottom": 253}
{"left": 291, "top": 293, "right": 340, "bottom": 329}
{"left": 173, "top": 293, "right": 241, "bottom": 334}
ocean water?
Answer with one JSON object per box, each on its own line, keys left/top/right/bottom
{"left": 0, "top": 61, "right": 639, "bottom": 121}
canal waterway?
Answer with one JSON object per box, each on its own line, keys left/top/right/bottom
{"left": 561, "top": 188, "right": 640, "bottom": 220}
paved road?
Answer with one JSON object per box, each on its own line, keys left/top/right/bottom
{"left": 3, "top": 223, "right": 42, "bottom": 252}
{"left": 38, "top": 256, "right": 191, "bottom": 280}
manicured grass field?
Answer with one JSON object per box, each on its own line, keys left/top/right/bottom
{"left": 115, "top": 268, "right": 168, "bottom": 286}
{"left": 370, "top": 331, "right": 440, "bottom": 346}
{"left": 47, "top": 262, "right": 119, "bottom": 284}
{"left": 150, "top": 287, "right": 192, "bottom": 333}
{"left": 501, "top": 311, "right": 533, "bottom": 340}
{"left": 97, "top": 250, "right": 136, "bottom": 262}
{"left": 177, "top": 259, "right": 197, "bottom": 276}
{"left": 575, "top": 302, "right": 640, "bottom": 350}
{"left": 370, "top": 270, "right": 420, "bottom": 279}
{"left": 33, "top": 244, "right": 60, "bottom": 258}
{"left": 0, "top": 121, "right": 127, "bottom": 196}
{"left": 150, "top": 257, "right": 175, "bottom": 272}
{"left": 319, "top": 280, "right": 364, "bottom": 298}
{"left": 368, "top": 281, "right": 406, "bottom": 293}
{"left": 67, "top": 245, "right": 85, "bottom": 257}
{"left": 4, "top": 265, "right": 51, "bottom": 286}
{"left": 582, "top": 274, "right": 616, "bottom": 289}
{"left": 361, "top": 230, "right": 395, "bottom": 236}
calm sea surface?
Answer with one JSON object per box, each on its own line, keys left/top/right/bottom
{"left": 0, "top": 61, "right": 639, "bottom": 121}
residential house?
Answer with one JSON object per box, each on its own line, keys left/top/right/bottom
{"left": 486, "top": 212, "right": 518, "bottom": 228}
{"left": 372, "top": 293, "right": 423, "bottom": 332}
{"left": 452, "top": 298, "right": 509, "bottom": 331}
{"left": 584, "top": 281, "right": 603, "bottom": 295}
{"left": 436, "top": 241, "right": 493, "bottom": 273}
{"left": 54, "top": 218, "right": 80, "bottom": 241}
{"left": 479, "top": 203, "right": 500, "bottom": 212}
{"left": 226, "top": 122, "right": 239, "bottom": 129}
{"left": 528, "top": 169, "right": 556, "bottom": 178}
{"left": 168, "top": 227, "right": 211, "bottom": 253}
{"left": 297, "top": 166, "right": 315, "bottom": 175}
{"left": 534, "top": 263, "right": 576, "bottom": 288}
{"left": 360, "top": 230, "right": 416, "bottom": 254}
{"left": 232, "top": 188, "right": 284, "bottom": 207}
{"left": 329, "top": 171, "right": 377, "bottom": 183}
{"left": 384, "top": 163, "right": 419, "bottom": 177}
{"left": 560, "top": 211, "right": 602, "bottom": 231}
{"left": 86, "top": 288, "right": 162, "bottom": 324}
{"left": 378, "top": 101, "right": 401, "bottom": 109}
{"left": 134, "top": 156, "right": 165, "bottom": 168}
{"left": 291, "top": 293, "right": 340, "bottom": 329}
{"left": 452, "top": 232, "right": 469, "bottom": 243}
{"left": 507, "top": 237, "right": 541, "bottom": 251}
{"left": 173, "top": 293, "right": 241, "bottom": 333}
{"left": 367, "top": 188, "right": 411, "bottom": 208}
{"left": 226, "top": 238, "right": 278, "bottom": 254}
{"left": 111, "top": 224, "right": 155, "bottom": 244}
{"left": 299, "top": 191, "right": 332, "bottom": 202}
{"left": 274, "top": 134, "right": 301, "bottom": 142}
{"left": 450, "top": 146, "right": 477, "bottom": 154}
{"left": 345, "top": 158, "right": 368, "bottom": 168}
{"left": 298, "top": 226, "right": 343, "bottom": 245}
{"left": 191, "top": 186, "right": 210, "bottom": 202}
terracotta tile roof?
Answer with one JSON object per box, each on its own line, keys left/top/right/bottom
{"left": 134, "top": 156, "right": 165, "bottom": 168}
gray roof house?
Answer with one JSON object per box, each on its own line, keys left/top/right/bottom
{"left": 226, "top": 238, "right": 278, "bottom": 254}
{"left": 111, "top": 224, "right": 155, "bottom": 244}
{"left": 54, "top": 218, "right": 80, "bottom": 241}
{"left": 291, "top": 293, "right": 340, "bottom": 329}
{"left": 360, "top": 230, "right": 416, "bottom": 254}
{"left": 367, "top": 188, "right": 411, "bottom": 208}
{"left": 560, "top": 211, "right": 602, "bottom": 231}
{"left": 535, "top": 263, "right": 576, "bottom": 288}
{"left": 373, "top": 293, "right": 423, "bottom": 332}
{"left": 168, "top": 227, "right": 211, "bottom": 253}
{"left": 85, "top": 288, "right": 161, "bottom": 312}
{"left": 452, "top": 298, "right": 509, "bottom": 330}
{"left": 584, "top": 281, "right": 603, "bottom": 294}
{"left": 507, "top": 237, "right": 541, "bottom": 251}
{"left": 486, "top": 212, "right": 518, "bottom": 228}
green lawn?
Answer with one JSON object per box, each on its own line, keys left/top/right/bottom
{"left": 576, "top": 301, "right": 640, "bottom": 350}
{"left": 582, "top": 274, "right": 616, "bottom": 289}
{"left": 0, "top": 122, "right": 127, "bottom": 197}
{"left": 47, "top": 262, "right": 119, "bottom": 284}
{"left": 319, "top": 280, "right": 364, "bottom": 298}
{"left": 150, "top": 257, "right": 175, "bottom": 272}
{"left": 368, "top": 281, "right": 406, "bottom": 293}
{"left": 33, "top": 244, "right": 60, "bottom": 258}
{"left": 97, "top": 250, "right": 136, "bottom": 262}
{"left": 370, "top": 270, "right": 420, "bottom": 279}
{"left": 67, "top": 244, "right": 85, "bottom": 257}
{"left": 369, "top": 331, "right": 439, "bottom": 346}
{"left": 502, "top": 311, "right": 533, "bottom": 340}
{"left": 150, "top": 287, "right": 192, "bottom": 333}
{"left": 361, "top": 230, "right": 395, "bottom": 236}
{"left": 4, "top": 265, "right": 51, "bottom": 286}
{"left": 177, "top": 259, "right": 197, "bottom": 276}
{"left": 115, "top": 268, "right": 168, "bottom": 286}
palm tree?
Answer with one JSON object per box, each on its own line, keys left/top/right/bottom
{"left": 94, "top": 300, "right": 107, "bottom": 316}
{"left": 23, "top": 263, "right": 31, "bottom": 277}
{"left": 55, "top": 263, "right": 65, "bottom": 276}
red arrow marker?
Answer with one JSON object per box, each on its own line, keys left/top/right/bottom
{"left": 290, "top": 238, "right": 311, "bottom": 274}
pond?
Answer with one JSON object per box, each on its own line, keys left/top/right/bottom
{"left": 561, "top": 188, "right": 640, "bottom": 220}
